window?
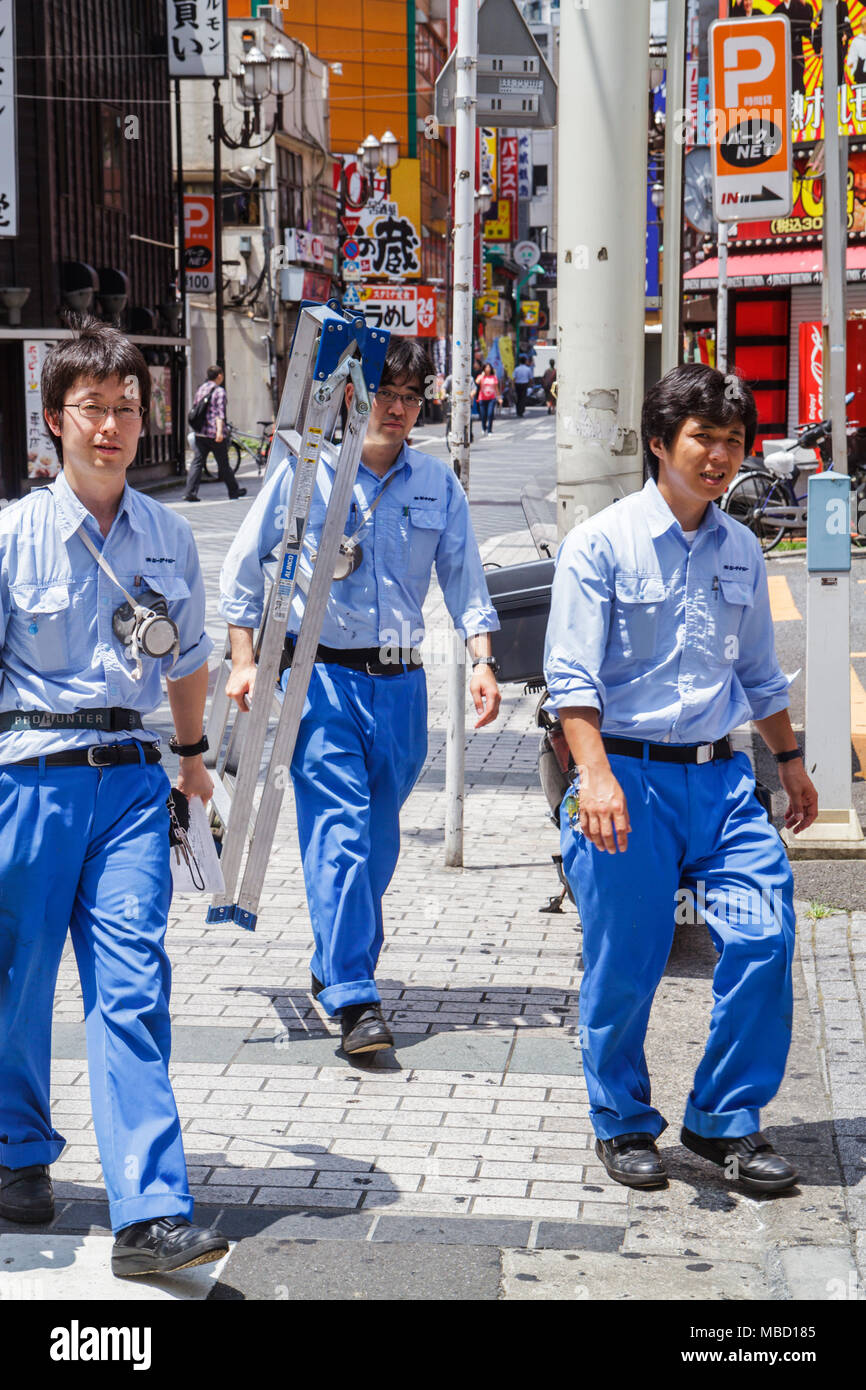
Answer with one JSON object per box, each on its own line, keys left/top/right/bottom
{"left": 532, "top": 164, "right": 549, "bottom": 196}
{"left": 278, "top": 148, "right": 304, "bottom": 230}
{"left": 222, "top": 188, "right": 261, "bottom": 226}
{"left": 100, "top": 105, "right": 124, "bottom": 209}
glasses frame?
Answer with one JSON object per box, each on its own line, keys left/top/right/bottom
{"left": 374, "top": 387, "right": 424, "bottom": 410}
{"left": 62, "top": 402, "right": 146, "bottom": 423}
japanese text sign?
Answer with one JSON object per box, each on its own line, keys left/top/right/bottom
{"left": 167, "top": 0, "right": 227, "bottom": 79}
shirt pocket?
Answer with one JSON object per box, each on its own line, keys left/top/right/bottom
{"left": 139, "top": 573, "right": 191, "bottom": 608}
{"left": 708, "top": 577, "right": 753, "bottom": 663}
{"left": 387, "top": 501, "right": 447, "bottom": 580}
{"left": 8, "top": 582, "right": 80, "bottom": 675}
{"left": 612, "top": 574, "right": 666, "bottom": 661}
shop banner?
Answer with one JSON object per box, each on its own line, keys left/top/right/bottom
{"left": 499, "top": 134, "right": 518, "bottom": 237}
{"left": 799, "top": 320, "right": 824, "bottom": 424}
{"left": 0, "top": 0, "right": 17, "bottom": 237}
{"left": 285, "top": 229, "right": 327, "bottom": 267}
{"left": 25, "top": 341, "right": 60, "bottom": 480}
{"left": 166, "top": 0, "right": 227, "bottom": 79}
{"left": 731, "top": 145, "right": 866, "bottom": 241}
{"left": 333, "top": 157, "right": 422, "bottom": 281}
{"left": 359, "top": 285, "right": 436, "bottom": 336}
{"left": 726, "top": 1, "right": 866, "bottom": 141}
{"left": 518, "top": 133, "right": 531, "bottom": 200}
{"left": 483, "top": 199, "right": 512, "bottom": 241}
{"left": 480, "top": 128, "right": 497, "bottom": 198}
{"left": 148, "top": 366, "right": 173, "bottom": 437}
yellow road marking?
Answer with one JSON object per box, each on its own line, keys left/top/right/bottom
{"left": 852, "top": 666, "right": 866, "bottom": 781}
{"left": 767, "top": 574, "right": 802, "bottom": 621}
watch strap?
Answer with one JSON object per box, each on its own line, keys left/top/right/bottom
{"left": 774, "top": 747, "right": 803, "bottom": 764}
{"left": 169, "top": 733, "right": 209, "bottom": 757}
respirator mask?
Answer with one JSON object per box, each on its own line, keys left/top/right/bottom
{"left": 77, "top": 525, "right": 180, "bottom": 681}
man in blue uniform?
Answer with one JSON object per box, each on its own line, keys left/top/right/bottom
{"left": 0, "top": 321, "right": 228, "bottom": 1277}
{"left": 545, "top": 364, "right": 818, "bottom": 1192}
{"left": 220, "top": 340, "right": 501, "bottom": 1055}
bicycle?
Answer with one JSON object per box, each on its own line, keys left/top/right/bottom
{"left": 202, "top": 421, "right": 274, "bottom": 479}
{"left": 723, "top": 411, "right": 866, "bottom": 554}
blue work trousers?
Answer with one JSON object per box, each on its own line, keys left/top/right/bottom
{"left": 0, "top": 758, "right": 193, "bottom": 1233}
{"left": 286, "top": 662, "right": 428, "bottom": 1015}
{"left": 561, "top": 749, "right": 795, "bottom": 1141}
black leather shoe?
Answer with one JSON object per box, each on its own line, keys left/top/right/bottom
{"left": 232, "top": 488, "right": 248, "bottom": 498}
{"left": 680, "top": 1127, "right": 798, "bottom": 1192}
{"left": 0, "top": 1163, "right": 55, "bottom": 1224}
{"left": 182, "top": 495, "right": 200, "bottom": 502}
{"left": 311, "top": 972, "right": 324, "bottom": 999}
{"left": 595, "top": 1133, "right": 668, "bottom": 1188}
{"left": 341, "top": 1002, "right": 394, "bottom": 1055}
{"left": 111, "top": 1216, "right": 229, "bottom": 1278}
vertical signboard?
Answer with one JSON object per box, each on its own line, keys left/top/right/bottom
{"left": 709, "top": 15, "right": 793, "bottom": 222}
{"left": 0, "top": 0, "right": 17, "bottom": 237}
{"left": 25, "top": 341, "right": 60, "bottom": 480}
{"left": 498, "top": 133, "right": 518, "bottom": 236}
{"left": 183, "top": 194, "right": 216, "bottom": 292}
{"left": 166, "top": 0, "right": 228, "bottom": 79}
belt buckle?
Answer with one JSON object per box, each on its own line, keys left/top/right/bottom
{"left": 696, "top": 743, "right": 714, "bottom": 765}
{"left": 87, "top": 745, "right": 118, "bottom": 767}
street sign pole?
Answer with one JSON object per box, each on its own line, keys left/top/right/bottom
{"left": 716, "top": 220, "right": 728, "bottom": 373}
{"left": 444, "top": 0, "right": 478, "bottom": 869}
{"left": 791, "top": 0, "right": 865, "bottom": 856}
{"left": 662, "top": 0, "right": 687, "bottom": 375}
{"left": 555, "top": 0, "right": 649, "bottom": 533}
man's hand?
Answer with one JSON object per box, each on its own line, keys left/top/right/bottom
{"left": 577, "top": 765, "right": 631, "bottom": 854}
{"left": 778, "top": 759, "right": 818, "bottom": 834}
{"left": 176, "top": 755, "right": 213, "bottom": 805}
{"left": 226, "top": 662, "right": 257, "bottom": 711}
{"left": 470, "top": 666, "right": 500, "bottom": 728}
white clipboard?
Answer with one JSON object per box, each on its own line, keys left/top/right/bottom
{"left": 170, "top": 797, "right": 226, "bottom": 895}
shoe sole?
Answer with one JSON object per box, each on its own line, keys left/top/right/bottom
{"left": 341, "top": 1038, "right": 394, "bottom": 1055}
{"left": 594, "top": 1141, "right": 668, "bottom": 1188}
{"left": 680, "top": 1134, "right": 798, "bottom": 1191}
{"left": 111, "top": 1242, "right": 229, "bottom": 1279}
{"left": 0, "top": 1202, "right": 55, "bottom": 1224}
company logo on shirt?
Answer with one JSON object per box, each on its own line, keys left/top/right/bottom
{"left": 144, "top": 556, "right": 176, "bottom": 564}
{"left": 413, "top": 496, "right": 437, "bottom": 503}
{"left": 722, "top": 563, "right": 749, "bottom": 572}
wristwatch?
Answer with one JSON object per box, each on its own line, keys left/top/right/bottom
{"left": 472, "top": 655, "right": 500, "bottom": 674}
{"left": 774, "top": 747, "right": 803, "bottom": 764}
{"left": 169, "top": 733, "right": 209, "bottom": 757}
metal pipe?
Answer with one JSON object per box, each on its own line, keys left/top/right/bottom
{"left": 661, "top": 0, "right": 687, "bottom": 375}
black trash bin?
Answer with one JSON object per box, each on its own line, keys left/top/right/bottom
{"left": 485, "top": 558, "right": 555, "bottom": 684}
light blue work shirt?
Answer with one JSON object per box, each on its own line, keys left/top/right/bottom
{"left": 544, "top": 478, "right": 790, "bottom": 744}
{"left": 513, "top": 365, "right": 533, "bottom": 383}
{"left": 219, "top": 442, "right": 500, "bottom": 647}
{"left": 0, "top": 470, "right": 213, "bottom": 763}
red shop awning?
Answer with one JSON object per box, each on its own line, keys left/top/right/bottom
{"left": 684, "top": 245, "right": 866, "bottom": 291}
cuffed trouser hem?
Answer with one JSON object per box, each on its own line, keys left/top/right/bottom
{"left": 683, "top": 1096, "right": 760, "bottom": 1140}
{"left": 111, "top": 1191, "right": 194, "bottom": 1236}
{"left": 317, "top": 979, "right": 379, "bottom": 1016}
{"left": 0, "top": 1134, "right": 65, "bottom": 1167}
{"left": 592, "top": 1114, "right": 669, "bottom": 1143}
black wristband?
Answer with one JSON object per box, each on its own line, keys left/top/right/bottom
{"left": 774, "top": 747, "right": 803, "bottom": 764}
{"left": 169, "top": 733, "right": 209, "bottom": 757}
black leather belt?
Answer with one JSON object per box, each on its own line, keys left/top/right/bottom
{"left": 12, "top": 742, "right": 162, "bottom": 769}
{"left": 602, "top": 735, "right": 733, "bottom": 765}
{"left": 0, "top": 708, "right": 144, "bottom": 734}
{"left": 281, "top": 638, "right": 423, "bottom": 679}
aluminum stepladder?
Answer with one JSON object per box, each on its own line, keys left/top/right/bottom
{"left": 204, "top": 300, "right": 390, "bottom": 929}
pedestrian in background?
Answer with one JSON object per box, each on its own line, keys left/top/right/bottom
{"left": 474, "top": 362, "right": 502, "bottom": 435}
{"left": 542, "top": 358, "right": 557, "bottom": 414}
{"left": 183, "top": 366, "right": 246, "bottom": 503}
{"left": 545, "top": 363, "right": 817, "bottom": 1195}
{"left": 513, "top": 355, "right": 533, "bottom": 417}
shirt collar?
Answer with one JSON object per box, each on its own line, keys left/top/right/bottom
{"left": 359, "top": 440, "right": 411, "bottom": 484}
{"left": 52, "top": 468, "right": 146, "bottom": 541}
{"left": 643, "top": 476, "right": 720, "bottom": 539}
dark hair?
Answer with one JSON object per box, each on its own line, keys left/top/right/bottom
{"left": 42, "top": 317, "right": 151, "bottom": 462}
{"left": 380, "top": 338, "right": 433, "bottom": 392}
{"left": 641, "top": 363, "right": 757, "bottom": 481}
{"left": 206, "top": 364, "right": 223, "bottom": 381}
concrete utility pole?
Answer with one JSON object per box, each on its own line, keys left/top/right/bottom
{"left": 716, "top": 220, "right": 728, "bottom": 373}
{"left": 792, "top": 0, "right": 865, "bottom": 856}
{"left": 661, "top": 0, "right": 687, "bottom": 377}
{"left": 555, "top": 0, "right": 650, "bottom": 534}
{"left": 444, "top": 0, "right": 478, "bottom": 868}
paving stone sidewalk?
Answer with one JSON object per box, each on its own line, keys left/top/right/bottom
{"left": 3, "top": 469, "right": 865, "bottom": 1301}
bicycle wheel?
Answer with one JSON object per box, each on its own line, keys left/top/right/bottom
{"left": 228, "top": 442, "right": 242, "bottom": 473}
{"left": 723, "top": 471, "right": 787, "bottom": 553}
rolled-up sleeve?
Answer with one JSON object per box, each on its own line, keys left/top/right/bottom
{"left": 734, "top": 559, "right": 791, "bottom": 721}
{"left": 544, "top": 527, "right": 613, "bottom": 713}
{"left": 166, "top": 519, "right": 214, "bottom": 681}
{"left": 219, "top": 460, "right": 291, "bottom": 628}
{"left": 434, "top": 475, "right": 500, "bottom": 638}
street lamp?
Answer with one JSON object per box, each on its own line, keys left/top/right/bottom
{"left": 212, "top": 38, "right": 298, "bottom": 370}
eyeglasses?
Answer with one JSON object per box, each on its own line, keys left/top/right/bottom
{"left": 63, "top": 402, "right": 145, "bottom": 422}
{"left": 375, "top": 388, "right": 424, "bottom": 410}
